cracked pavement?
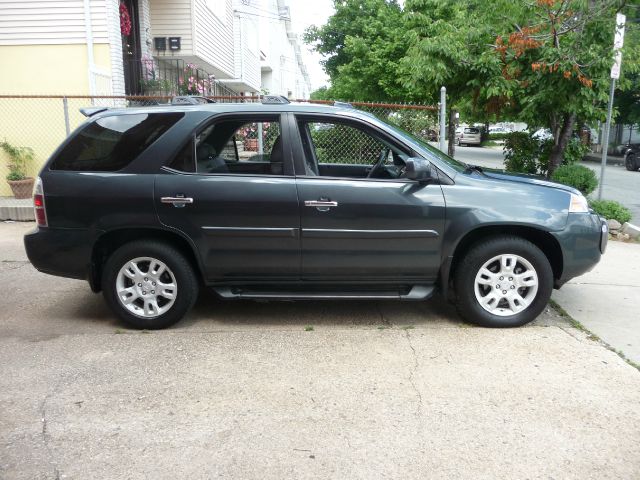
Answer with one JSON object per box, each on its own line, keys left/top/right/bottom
{"left": 1, "top": 222, "right": 640, "bottom": 479}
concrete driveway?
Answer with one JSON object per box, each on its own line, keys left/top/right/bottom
{"left": 1, "top": 222, "right": 639, "bottom": 479}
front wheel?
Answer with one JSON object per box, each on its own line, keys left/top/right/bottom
{"left": 102, "top": 241, "right": 199, "bottom": 329}
{"left": 625, "top": 153, "right": 638, "bottom": 171}
{"left": 454, "top": 236, "right": 553, "bottom": 327}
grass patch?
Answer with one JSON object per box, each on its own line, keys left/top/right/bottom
{"left": 304, "top": 325, "right": 314, "bottom": 332}
{"left": 549, "top": 300, "right": 639, "bottom": 372}
{"left": 401, "top": 325, "right": 415, "bottom": 330}
{"left": 114, "top": 329, "right": 124, "bottom": 334}
{"left": 481, "top": 140, "right": 500, "bottom": 147}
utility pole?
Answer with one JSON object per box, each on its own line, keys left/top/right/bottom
{"left": 598, "top": 13, "right": 626, "bottom": 200}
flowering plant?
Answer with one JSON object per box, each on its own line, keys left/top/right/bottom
{"left": 178, "top": 63, "right": 211, "bottom": 95}
{"left": 120, "top": 2, "right": 131, "bottom": 36}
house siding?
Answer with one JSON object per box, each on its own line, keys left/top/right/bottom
{"left": 0, "top": 0, "right": 109, "bottom": 45}
{"left": 148, "top": 0, "right": 194, "bottom": 54}
{"left": 193, "top": 0, "right": 234, "bottom": 78}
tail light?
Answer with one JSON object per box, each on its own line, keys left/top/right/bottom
{"left": 33, "top": 177, "right": 48, "bottom": 227}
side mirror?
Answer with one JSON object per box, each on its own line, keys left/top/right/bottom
{"left": 405, "top": 157, "right": 432, "bottom": 181}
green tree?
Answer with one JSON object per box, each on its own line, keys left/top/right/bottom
{"left": 304, "top": 0, "right": 410, "bottom": 101}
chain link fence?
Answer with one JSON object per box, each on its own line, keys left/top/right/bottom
{"left": 0, "top": 95, "right": 437, "bottom": 196}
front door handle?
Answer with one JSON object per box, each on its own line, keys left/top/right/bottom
{"left": 161, "top": 196, "right": 194, "bottom": 208}
{"left": 304, "top": 199, "right": 338, "bottom": 212}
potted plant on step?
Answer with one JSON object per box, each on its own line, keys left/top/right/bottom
{"left": 1, "top": 140, "right": 35, "bottom": 199}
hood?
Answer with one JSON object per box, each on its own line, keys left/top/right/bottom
{"left": 479, "top": 169, "right": 580, "bottom": 195}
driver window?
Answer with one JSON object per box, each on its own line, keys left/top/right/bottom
{"left": 300, "top": 120, "right": 405, "bottom": 179}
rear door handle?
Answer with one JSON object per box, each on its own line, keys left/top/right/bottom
{"left": 161, "top": 196, "right": 194, "bottom": 207}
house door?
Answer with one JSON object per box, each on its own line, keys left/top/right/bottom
{"left": 120, "top": 0, "right": 142, "bottom": 94}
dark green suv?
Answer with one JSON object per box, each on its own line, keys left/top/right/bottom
{"left": 24, "top": 98, "right": 607, "bottom": 329}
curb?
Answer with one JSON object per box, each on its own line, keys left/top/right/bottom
{"left": 582, "top": 154, "right": 625, "bottom": 166}
{"left": 0, "top": 198, "right": 34, "bottom": 221}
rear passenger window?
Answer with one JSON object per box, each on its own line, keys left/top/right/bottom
{"left": 51, "top": 112, "right": 183, "bottom": 171}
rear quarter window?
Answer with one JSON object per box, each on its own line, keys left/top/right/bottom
{"left": 51, "top": 112, "right": 183, "bottom": 171}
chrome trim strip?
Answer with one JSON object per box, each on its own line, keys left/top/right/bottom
{"left": 202, "top": 226, "right": 298, "bottom": 238}
{"left": 302, "top": 228, "right": 439, "bottom": 239}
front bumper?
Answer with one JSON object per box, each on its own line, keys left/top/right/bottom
{"left": 24, "top": 226, "right": 94, "bottom": 281}
{"left": 552, "top": 213, "right": 606, "bottom": 288}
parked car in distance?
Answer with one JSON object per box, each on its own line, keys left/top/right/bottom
{"left": 455, "top": 127, "right": 482, "bottom": 146}
{"left": 622, "top": 143, "right": 640, "bottom": 171}
{"left": 532, "top": 128, "right": 554, "bottom": 142}
{"left": 24, "top": 97, "right": 607, "bottom": 330}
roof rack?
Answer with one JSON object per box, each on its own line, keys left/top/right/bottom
{"left": 261, "top": 95, "right": 290, "bottom": 105}
{"left": 333, "top": 101, "right": 355, "bottom": 109}
{"left": 80, "top": 107, "right": 108, "bottom": 117}
{"left": 171, "top": 95, "right": 216, "bottom": 105}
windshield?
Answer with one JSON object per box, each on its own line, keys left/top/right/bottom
{"left": 384, "top": 122, "right": 468, "bottom": 172}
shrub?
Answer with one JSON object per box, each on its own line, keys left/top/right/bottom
{"left": 488, "top": 132, "right": 510, "bottom": 141}
{"left": 503, "top": 132, "right": 540, "bottom": 174}
{"left": 589, "top": 199, "right": 632, "bottom": 224}
{"left": 562, "top": 137, "right": 590, "bottom": 165}
{"left": 551, "top": 164, "right": 598, "bottom": 195}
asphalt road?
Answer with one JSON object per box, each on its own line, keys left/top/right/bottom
{"left": 451, "top": 145, "right": 640, "bottom": 224}
{"left": 1, "top": 222, "right": 640, "bottom": 479}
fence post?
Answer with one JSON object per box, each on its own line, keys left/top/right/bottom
{"left": 62, "top": 96, "right": 71, "bottom": 137}
{"left": 439, "top": 86, "right": 446, "bottom": 153}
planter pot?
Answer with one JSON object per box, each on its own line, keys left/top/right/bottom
{"left": 7, "top": 177, "right": 35, "bottom": 199}
{"left": 244, "top": 138, "right": 258, "bottom": 152}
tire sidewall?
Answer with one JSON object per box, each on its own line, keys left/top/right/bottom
{"left": 626, "top": 154, "right": 637, "bottom": 171}
{"left": 102, "top": 242, "right": 198, "bottom": 329}
{"left": 455, "top": 237, "right": 553, "bottom": 328}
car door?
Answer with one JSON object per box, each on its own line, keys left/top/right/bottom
{"left": 155, "top": 113, "right": 300, "bottom": 282}
{"left": 290, "top": 113, "right": 447, "bottom": 283}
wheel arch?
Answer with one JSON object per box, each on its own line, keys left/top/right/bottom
{"left": 441, "top": 225, "right": 563, "bottom": 299}
{"left": 89, "top": 227, "right": 204, "bottom": 292}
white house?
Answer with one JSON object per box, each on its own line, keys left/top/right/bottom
{"left": 0, "top": 0, "right": 310, "bottom": 97}
{"left": 257, "top": 0, "right": 311, "bottom": 99}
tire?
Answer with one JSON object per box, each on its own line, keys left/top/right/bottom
{"left": 454, "top": 236, "right": 553, "bottom": 328}
{"left": 102, "top": 240, "right": 199, "bottom": 329}
{"left": 625, "top": 153, "right": 637, "bottom": 171}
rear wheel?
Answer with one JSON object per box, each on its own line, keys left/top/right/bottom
{"left": 102, "top": 241, "right": 199, "bottom": 329}
{"left": 454, "top": 236, "right": 553, "bottom": 327}
{"left": 625, "top": 153, "right": 638, "bottom": 171}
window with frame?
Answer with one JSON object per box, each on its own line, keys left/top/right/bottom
{"left": 168, "top": 118, "right": 284, "bottom": 175}
{"left": 52, "top": 113, "right": 183, "bottom": 171}
{"left": 298, "top": 119, "right": 407, "bottom": 179}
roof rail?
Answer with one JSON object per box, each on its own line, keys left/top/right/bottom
{"left": 171, "top": 95, "right": 216, "bottom": 105}
{"left": 80, "top": 107, "right": 108, "bottom": 117}
{"left": 333, "top": 101, "right": 355, "bottom": 109}
{"left": 261, "top": 95, "right": 290, "bottom": 105}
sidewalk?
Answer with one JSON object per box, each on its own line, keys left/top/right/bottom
{"left": 583, "top": 151, "right": 625, "bottom": 166}
{"left": 552, "top": 240, "right": 640, "bottom": 365}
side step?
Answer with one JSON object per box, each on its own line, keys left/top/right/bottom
{"left": 213, "top": 285, "right": 434, "bottom": 301}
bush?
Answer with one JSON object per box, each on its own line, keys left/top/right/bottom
{"left": 550, "top": 164, "right": 598, "bottom": 195}
{"left": 488, "top": 132, "right": 510, "bottom": 141}
{"left": 562, "top": 137, "right": 590, "bottom": 165}
{"left": 589, "top": 199, "right": 632, "bottom": 224}
{"left": 503, "top": 132, "right": 540, "bottom": 174}
{"left": 503, "top": 131, "right": 590, "bottom": 176}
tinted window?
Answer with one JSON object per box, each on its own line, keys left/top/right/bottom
{"left": 168, "top": 117, "right": 284, "bottom": 176}
{"left": 51, "top": 112, "right": 183, "bottom": 171}
{"left": 464, "top": 128, "right": 480, "bottom": 134}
